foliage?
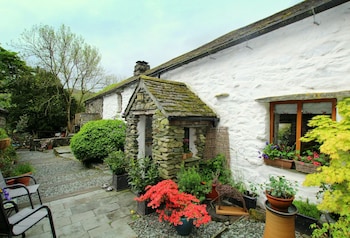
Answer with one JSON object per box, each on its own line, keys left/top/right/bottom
{"left": 199, "top": 154, "right": 232, "bottom": 185}
{"left": 0, "top": 145, "right": 18, "bottom": 177}
{"left": 293, "top": 199, "right": 321, "bottom": 220}
{"left": 295, "top": 150, "right": 329, "bottom": 166}
{"left": 128, "top": 156, "right": 159, "bottom": 194}
{"left": 12, "top": 162, "right": 35, "bottom": 176}
{"left": 103, "top": 150, "right": 127, "bottom": 175}
{"left": 183, "top": 138, "right": 190, "bottom": 153}
{"left": 135, "top": 180, "right": 211, "bottom": 227}
{"left": 263, "top": 175, "right": 298, "bottom": 199}
{"left": 7, "top": 68, "right": 73, "bottom": 135}
{"left": 300, "top": 98, "right": 350, "bottom": 237}
{"left": 177, "top": 165, "right": 211, "bottom": 202}
{"left": 0, "top": 128, "right": 8, "bottom": 139}
{"left": 259, "top": 142, "right": 296, "bottom": 160}
{"left": 70, "top": 119, "right": 126, "bottom": 164}
{"left": 15, "top": 24, "right": 106, "bottom": 132}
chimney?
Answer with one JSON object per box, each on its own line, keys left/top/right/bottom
{"left": 134, "top": 61, "right": 150, "bottom": 76}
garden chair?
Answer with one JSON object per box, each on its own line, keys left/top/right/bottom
{"left": 0, "top": 195, "right": 56, "bottom": 238}
{"left": 0, "top": 171, "right": 42, "bottom": 208}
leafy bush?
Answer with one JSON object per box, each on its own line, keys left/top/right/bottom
{"left": 104, "top": 150, "right": 127, "bottom": 175}
{"left": 70, "top": 119, "right": 126, "bottom": 164}
{"left": 199, "top": 154, "right": 232, "bottom": 185}
{"left": 293, "top": 199, "right": 321, "bottom": 219}
{"left": 12, "top": 162, "right": 35, "bottom": 175}
{"left": 177, "top": 165, "right": 211, "bottom": 202}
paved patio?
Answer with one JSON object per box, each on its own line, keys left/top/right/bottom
{"left": 10, "top": 148, "right": 138, "bottom": 238}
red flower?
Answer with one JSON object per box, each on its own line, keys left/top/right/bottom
{"left": 135, "top": 180, "right": 211, "bottom": 227}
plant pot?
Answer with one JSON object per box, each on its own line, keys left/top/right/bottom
{"left": 6, "top": 179, "right": 15, "bottom": 185}
{"left": 16, "top": 172, "right": 32, "bottom": 186}
{"left": 264, "top": 158, "right": 294, "bottom": 169}
{"left": 174, "top": 217, "right": 194, "bottom": 236}
{"left": 136, "top": 197, "right": 155, "bottom": 216}
{"left": 229, "top": 194, "right": 257, "bottom": 210}
{"left": 112, "top": 173, "right": 130, "bottom": 191}
{"left": 182, "top": 152, "right": 193, "bottom": 160}
{"left": 206, "top": 184, "right": 218, "bottom": 200}
{"left": 0, "top": 138, "right": 11, "bottom": 150}
{"left": 295, "top": 214, "right": 318, "bottom": 236}
{"left": 294, "top": 161, "right": 319, "bottom": 174}
{"left": 266, "top": 193, "right": 294, "bottom": 212}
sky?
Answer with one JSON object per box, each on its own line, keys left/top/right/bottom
{"left": 1, "top": 0, "right": 302, "bottom": 79}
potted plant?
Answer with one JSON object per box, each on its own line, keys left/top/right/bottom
{"left": 177, "top": 165, "right": 211, "bottom": 202}
{"left": 127, "top": 156, "right": 159, "bottom": 215}
{"left": 262, "top": 175, "right": 298, "bottom": 212}
{"left": 135, "top": 179, "right": 211, "bottom": 236}
{"left": 12, "top": 162, "right": 35, "bottom": 186}
{"left": 182, "top": 138, "right": 193, "bottom": 159}
{"left": 259, "top": 142, "right": 295, "bottom": 169}
{"left": 104, "top": 150, "right": 129, "bottom": 191}
{"left": 294, "top": 150, "right": 329, "bottom": 174}
{"left": 293, "top": 199, "right": 321, "bottom": 236}
{"left": 0, "top": 128, "right": 11, "bottom": 150}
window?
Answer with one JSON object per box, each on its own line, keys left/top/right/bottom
{"left": 270, "top": 99, "right": 336, "bottom": 152}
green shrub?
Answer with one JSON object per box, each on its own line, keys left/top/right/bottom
{"left": 104, "top": 150, "right": 127, "bottom": 175}
{"left": 12, "top": 162, "right": 35, "bottom": 176}
{"left": 0, "top": 128, "right": 8, "bottom": 139}
{"left": 199, "top": 154, "right": 232, "bottom": 184}
{"left": 70, "top": 119, "right": 126, "bottom": 164}
{"left": 0, "top": 145, "right": 18, "bottom": 177}
{"left": 293, "top": 199, "right": 321, "bottom": 220}
{"left": 177, "top": 165, "right": 211, "bottom": 202}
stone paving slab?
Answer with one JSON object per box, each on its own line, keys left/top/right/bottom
{"left": 11, "top": 149, "right": 138, "bottom": 238}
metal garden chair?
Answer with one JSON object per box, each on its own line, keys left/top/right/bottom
{"left": 0, "top": 194, "right": 56, "bottom": 238}
{"left": 0, "top": 170, "right": 42, "bottom": 208}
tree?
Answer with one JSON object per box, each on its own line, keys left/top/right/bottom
{"left": 0, "top": 46, "right": 30, "bottom": 108}
{"left": 14, "top": 24, "right": 105, "bottom": 132}
{"left": 7, "top": 67, "right": 76, "bottom": 136}
{"left": 301, "top": 98, "right": 350, "bottom": 237}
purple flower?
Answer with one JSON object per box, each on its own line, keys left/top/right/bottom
{"left": 2, "top": 188, "right": 11, "bottom": 200}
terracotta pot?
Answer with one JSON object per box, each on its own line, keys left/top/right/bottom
{"left": 264, "top": 158, "right": 294, "bottom": 169}
{"left": 266, "top": 193, "right": 294, "bottom": 212}
{"left": 16, "top": 172, "right": 32, "bottom": 186}
{"left": 0, "top": 138, "right": 11, "bottom": 150}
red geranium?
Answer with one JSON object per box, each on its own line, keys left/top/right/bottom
{"left": 135, "top": 179, "right": 211, "bottom": 227}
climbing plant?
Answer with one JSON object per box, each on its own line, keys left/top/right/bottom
{"left": 301, "top": 98, "right": 350, "bottom": 237}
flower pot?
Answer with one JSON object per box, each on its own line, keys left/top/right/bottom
{"left": 16, "top": 172, "right": 32, "bottom": 186}
{"left": 229, "top": 194, "right": 257, "bottom": 210}
{"left": 0, "top": 138, "right": 11, "bottom": 150}
{"left": 294, "top": 161, "right": 319, "bottom": 174}
{"left": 266, "top": 193, "right": 294, "bottom": 212}
{"left": 264, "top": 158, "right": 294, "bottom": 169}
{"left": 295, "top": 214, "right": 318, "bottom": 236}
{"left": 174, "top": 217, "right": 194, "bottom": 236}
{"left": 112, "top": 173, "right": 130, "bottom": 191}
{"left": 182, "top": 152, "right": 193, "bottom": 160}
{"left": 136, "top": 194, "right": 156, "bottom": 216}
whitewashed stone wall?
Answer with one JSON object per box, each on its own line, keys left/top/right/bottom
{"left": 159, "top": 3, "right": 350, "bottom": 206}
{"left": 102, "top": 82, "right": 137, "bottom": 120}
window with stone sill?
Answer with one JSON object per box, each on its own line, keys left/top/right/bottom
{"left": 270, "top": 99, "right": 336, "bottom": 153}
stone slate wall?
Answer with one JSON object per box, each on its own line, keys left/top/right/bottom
{"left": 125, "top": 89, "right": 210, "bottom": 179}
{"left": 85, "top": 98, "right": 103, "bottom": 117}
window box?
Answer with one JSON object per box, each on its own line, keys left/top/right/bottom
{"left": 264, "top": 158, "right": 294, "bottom": 169}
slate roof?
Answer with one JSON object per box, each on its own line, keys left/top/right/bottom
{"left": 85, "top": 0, "right": 346, "bottom": 103}
{"left": 124, "top": 76, "right": 217, "bottom": 119}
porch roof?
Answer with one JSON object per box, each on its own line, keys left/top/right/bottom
{"left": 124, "top": 76, "right": 217, "bottom": 120}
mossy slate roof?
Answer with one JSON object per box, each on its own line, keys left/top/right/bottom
{"left": 125, "top": 76, "right": 217, "bottom": 118}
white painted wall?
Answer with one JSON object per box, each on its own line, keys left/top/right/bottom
{"left": 159, "top": 3, "right": 350, "bottom": 205}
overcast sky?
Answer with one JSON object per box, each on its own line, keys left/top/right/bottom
{"left": 1, "top": 0, "right": 302, "bottom": 79}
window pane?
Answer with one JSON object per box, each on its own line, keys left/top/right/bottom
{"left": 274, "top": 104, "right": 297, "bottom": 146}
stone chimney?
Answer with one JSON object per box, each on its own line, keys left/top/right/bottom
{"left": 133, "top": 61, "right": 150, "bottom": 76}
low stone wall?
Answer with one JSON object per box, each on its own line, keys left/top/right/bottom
{"left": 31, "top": 137, "right": 71, "bottom": 151}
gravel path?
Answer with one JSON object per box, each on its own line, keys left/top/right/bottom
{"left": 16, "top": 149, "right": 112, "bottom": 202}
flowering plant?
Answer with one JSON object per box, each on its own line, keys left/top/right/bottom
{"left": 0, "top": 188, "right": 11, "bottom": 200}
{"left": 183, "top": 138, "right": 191, "bottom": 153}
{"left": 295, "top": 150, "right": 329, "bottom": 166}
{"left": 259, "top": 142, "right": 296, "bottom": 160}
{"left": 135, "top": 179, "right": 211, "bottom": 227}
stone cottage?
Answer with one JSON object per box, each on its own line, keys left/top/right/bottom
{"left": 85, "top": 0, "right": 350, "bottom": 205}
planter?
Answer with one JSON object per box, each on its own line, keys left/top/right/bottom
{"left": 0, "top": 138, "right": 11, "bottom": 150}
{"left": 264, "top": 158, "right": 294, "bottom": 169}
{"left": 112, "top": 173, "right": 129, "bottom": 191}
{"left": 229, "top": 194, "right": 257, "bottom": 210}
{"left": 205, "top": 184, "right": 218, "bottom": 200}
{"left": 16, "top": 172, "right": 32, "bottom": 186}
{"left": 266, "top": 193, "right": 294, "bottom": 212}
{"left": 174, "top": 217, "right": 194, "bottom": 236}
{"left": 295, "top": 214, "right": 318, "bottom": 236}
{"left": 136, "top": 197, "right": 155, "bottom": 216}
{"left": 182, "top": 152, "right": 193, "bottom": 160}
{"left": 294, "top": 161, "right": 319, "bottom": 174}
